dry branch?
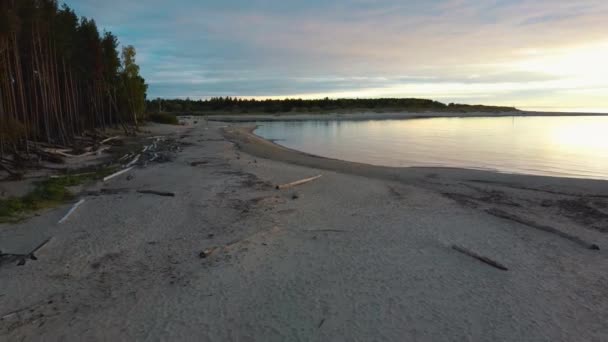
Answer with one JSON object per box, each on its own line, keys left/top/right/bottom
{"left": 103, "top": 167, "right": 134, "bottom": 182}
{"left": 28, "top": 237, "right": 53, "bottom": 260}
{"left": 276, "top": 174, "right": 322, "bottom": 190}
{"left": 58, "top": 199, "right": 85, "bottom": 223}
{"left": 452, "top": 245, "right": 509, "bottom": 271}
{"left": 137, "top": 190, "right": 175, "bottom": 197}
{"left": 125, "top": 154, "right": 141, "bottom": 168}
{"left": 100, "top": 136, "right": 120, "bottom": 144}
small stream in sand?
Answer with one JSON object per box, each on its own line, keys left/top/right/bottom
{"left": 254, "top": 116, "right": 608, "bottom": 180}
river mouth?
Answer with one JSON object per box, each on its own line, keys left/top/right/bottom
{"left": 253, "top": 116, "right": 608, "bottom": 181}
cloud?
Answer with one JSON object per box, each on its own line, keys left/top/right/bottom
{"left": 65, "top": 0, "right": 608, "bottom": 111}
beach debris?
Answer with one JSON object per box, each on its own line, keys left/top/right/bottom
{"left": 39, "top": 146, "right": 111, "bottom": 159}
{"left": 486, "top": 208, "right": 600, "bottom": 250}
{"left": 99, "top": 136, "right": 120, "bottom": 145}
{"left": 190, "top": 160, "right": 209, "bottom": 166}
{"left": 276, "top": 174, "right": 322, "bottom": 190}
{"left": 28, "top": 237, "right": 53, "bottom": 260}
{"left": 1, "top": 237, "right": 52, "bottom": 266}
{"left": 103, "top": 167, "right": 134, "bottom": 182}
{"left": 137, "top": 190, "right": 175, "bottom": 197}
{"left": 304, "top": 229, "right": 346, "bottom": 233}
{"left": 132, "top": 135, "right": 180, "bottom": 167}
{"left": 125, "top": 154, "right": 141, "bottom": 168}
{"left": 58, "top": 199, "right": 85, "bottom": 224}
{"left": 118, "top": 153, "right": 131, "bottom": 162}
{"left": 452, "top": 245, "right": 509, "bottom": 271}
{"left": 199, "top": 247, "right": 219, "bottom": 259}
{"left": 81, "top": 188, "right": 130, "bottom": 197}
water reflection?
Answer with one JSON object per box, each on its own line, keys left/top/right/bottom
{"left": 254, "top": 116, "right": 608, "bottom": 180}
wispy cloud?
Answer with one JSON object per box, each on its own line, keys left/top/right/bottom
{"left": 66, "top": 0, "right": 608, "bottom": 111}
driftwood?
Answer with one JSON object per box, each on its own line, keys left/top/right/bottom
{"left": 103, "top": 167, "right": 133, "bottom": 182}
{"left": 276, "top": 175, "right": 322, "bottom": 190}
{"left": 125, "top": 154, "right": 141, "bottom": 168}
{"left": 58, "top": 199, "right": 85, "bottom": 223}
{"left": 118, "top": 153, "right": 133, "bottom": 162}
{"left": 452, "top": 245, "right": 509, "bottom": 271}
{"left": 40, "top": 146, "right": 110, "bottom": 158}
{"left": 28, "top": 237, "right": 53, "bottom": 260}
{"left": 486, "top": 208, "right": 599, "bottom": 250}
{"left": 32, "top": 149, "right": 65, "bottom": 164}
{"left": 190, "top": 161, "right": 209, "bottom": 166}
{"left": 100, "top": 136, "right": 119, "bottom": 144}
{"left": 137, "top": 190, "right": 175, "bottom": 197}
{"left": 81, "top": 188, "right": 130, "bottom": 197}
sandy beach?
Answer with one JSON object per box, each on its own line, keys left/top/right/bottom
{"left": 1, "top": 117, "right": 608, "bottom": 341}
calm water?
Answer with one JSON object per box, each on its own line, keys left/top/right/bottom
{"left": 254, "top": 116, "right": 608, "bottom": 180}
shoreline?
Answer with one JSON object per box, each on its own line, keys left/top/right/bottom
{"left": 206, "top": 110, "right": 608, "bottom": 122}
{"left": 223, "top": 125, "right": 608, "bottom": 196}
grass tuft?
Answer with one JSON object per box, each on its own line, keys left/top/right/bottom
{"left": 0, "top": 167, "right": 117, "bottom": 223}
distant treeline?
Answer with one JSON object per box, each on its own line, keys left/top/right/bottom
{"left": 148, "top": 97, "right": 518, "bottom": 115}
{"left": 0, "top": 0, "right": 147, "bottom": 151}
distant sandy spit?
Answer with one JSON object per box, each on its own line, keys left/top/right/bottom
{"left": 208, "top": 110, "right": 608, "bottom": 122}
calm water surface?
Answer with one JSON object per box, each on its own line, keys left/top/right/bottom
{"left": 254, "top": 116, "right": 608, "bottom": 180}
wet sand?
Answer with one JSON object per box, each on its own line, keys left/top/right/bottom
{"left": 1, "top": 118, "right": 608, "bottom": 341}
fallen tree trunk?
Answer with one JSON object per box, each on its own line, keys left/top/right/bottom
{"left": 40, "top": 146, "right": 110, "bottom": 158}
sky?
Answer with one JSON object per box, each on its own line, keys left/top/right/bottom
{"left": 68, "top": 0, "right": 608, "bottom": 112}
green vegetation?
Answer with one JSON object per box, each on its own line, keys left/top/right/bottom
{"left": 147, "top": 112, "right": 179, "bottom": 125}
{"left": 0, "top": 168, "right": 116, "bottom": 223}
{"left": 148, "top": 97, "right": 519, "bottom": 115}
{"left": 0, "top": 0, "right": 148, "bottom": 150}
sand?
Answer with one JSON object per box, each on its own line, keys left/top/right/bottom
{"left": 1, "top": 117, "right": 608, "bottom": 341}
